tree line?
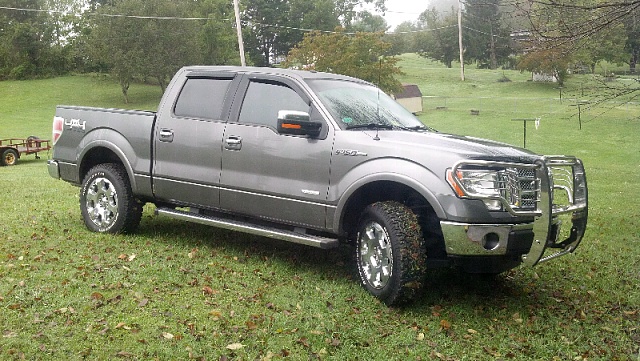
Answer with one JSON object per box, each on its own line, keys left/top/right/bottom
{"left": 386, "top": 1, "right": 639, "bottom": 79}
{"left": 1, "top": 0, "right": 638, "bottom": 99}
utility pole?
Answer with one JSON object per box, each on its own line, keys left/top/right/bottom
{"left": 458, "top": 0, "right": 465, "bottom": 81}
{"left": 233, "top": 0, "right": 246, "bottom": 66}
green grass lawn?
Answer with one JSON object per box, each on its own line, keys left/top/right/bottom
{"left": 1, "top": 62, "right": 639, "bottom": 360}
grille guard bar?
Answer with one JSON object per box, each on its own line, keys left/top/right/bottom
{"left": 524, "top": 156, "right": 588, "bottom": 266}
{"left": 449, "top": 156, "right": 588, "bottom": 266}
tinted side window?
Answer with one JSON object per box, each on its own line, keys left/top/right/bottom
{"left": 238, "top": 81, "right": 308, "bottom": 128}
{"left": 174, "top": 78, "right": 232, "bottom": 120}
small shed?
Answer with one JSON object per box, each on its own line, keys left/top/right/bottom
{"left": 393, "top": 84, "right": 423, "bottom": 114}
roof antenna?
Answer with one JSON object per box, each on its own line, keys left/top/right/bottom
{"left": 374, "top": 58, "right": 382, "bottom": 141}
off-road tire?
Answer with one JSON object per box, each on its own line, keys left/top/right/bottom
{"left": 355, "top": 201, "right": 427, "bottom": 306}
{"left": 80, "top": 163, "right": 142, "bottom": 234}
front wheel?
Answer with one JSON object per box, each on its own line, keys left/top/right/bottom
{"left": 80, "top": 163, "right": 143, "bottom": 234}
{"left": 355, "top": 201, "right": 427, "bottom": 306}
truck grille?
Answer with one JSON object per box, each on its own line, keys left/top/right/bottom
{"left": 499, "top": 167, "right": 540, "bottom": 212}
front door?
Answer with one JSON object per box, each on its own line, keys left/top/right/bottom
{"left": 219, "top": 76, "right": 333, "bottom": 229}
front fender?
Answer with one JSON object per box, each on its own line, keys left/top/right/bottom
{"left": 330, "top": 157, "right": 451, "bottom": 232}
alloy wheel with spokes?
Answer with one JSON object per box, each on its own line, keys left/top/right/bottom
{"left": 85, "top": 177, "right": 119, "bottom": 229}
{"left": 358, "top": 221, "right": 394, "bottom": 290}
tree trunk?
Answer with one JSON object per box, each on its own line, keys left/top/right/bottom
{"left": 631, "top": 51, "right": 638, "bottom": 74}
{"left": 490, "top": 26, "right": 497, "bottom": 70}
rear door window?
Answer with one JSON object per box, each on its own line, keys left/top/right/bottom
{"left": 174, "top": 78, "right": 232, "bottom": 120}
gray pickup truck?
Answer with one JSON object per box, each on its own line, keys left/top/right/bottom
{"left": 48, "top": 66, "right": 588, "bottom": 305}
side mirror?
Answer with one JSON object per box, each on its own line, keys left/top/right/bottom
{"left": 277, "top": 110, "right": 322, "bottom": 138}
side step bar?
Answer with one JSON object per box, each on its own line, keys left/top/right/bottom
{"left": 155, "top": 207, "right": 340, "bottom": 249}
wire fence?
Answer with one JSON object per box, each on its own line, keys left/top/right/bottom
{"left": 419, "top": 95, "right": 640, "bottom": 123}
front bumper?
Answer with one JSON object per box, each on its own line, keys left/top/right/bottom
{"left": 441, "top": 156, "right": 588, "bottom": 266}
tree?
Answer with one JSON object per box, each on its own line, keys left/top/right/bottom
{"left": 515, "top": 0, "right": 639, "bottom": 72}
{"left": 516, "top": 0, "right": 639, "bottom": 100}
{"left": 623, "top": 4, "right": 640, "bottom": 73}
{"left": 196, "top": 0, "right": 239, "bottom": 66}
{"left": 349, "top": 10, "right": 389, "bottom": 33}
{"left": 0, "top": 0, "right": 71, "bottom": 79}
{"left": 415, "top": 7, "right": 459, "bottom": 68}
{"left": 243, "top": 0, "right": 386, "bottom": 66}
{"left": 385, "top": 21, "right": 420, "bottom": 55}
{"left": 283, "top": 30, "right": 403, "bottom": 93}
{"left": 88, "top": 0, "right": 223, "bottom": 101}
{"left": 463, "top": 0, "right": 513, "bottom": 69}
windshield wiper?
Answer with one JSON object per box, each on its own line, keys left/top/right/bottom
{"left": 346, "top": 123, "right": 394, "bottom": 130}
{"left": 398, "top": 125, "right": 428, "bottom": 131}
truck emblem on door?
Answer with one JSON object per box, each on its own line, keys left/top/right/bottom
{"left": 335, "top": 149, "right": 367, "bottom": 157}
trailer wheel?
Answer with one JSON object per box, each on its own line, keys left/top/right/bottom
{"left": 1, "top": 148, "right": 18, "bottom": 166}
{"left": 80, "top": 163, "right": 143, "bottom": 234}
{"left": 354, "top": 201, "right": 427, "bottom": 306}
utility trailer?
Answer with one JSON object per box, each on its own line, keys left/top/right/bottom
{"left": 1, "top": 137, "right": 51, "bottom": 166}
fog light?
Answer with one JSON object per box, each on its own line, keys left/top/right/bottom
{"left": 482, "top": 232, "right": 500, "bottom": 250}
{"left": 483, "top": 199, "right": 503, "bottom": 211}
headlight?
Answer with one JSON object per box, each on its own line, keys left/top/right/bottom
{"left": 447, "top": 169, "right": 503, "bottom": 210}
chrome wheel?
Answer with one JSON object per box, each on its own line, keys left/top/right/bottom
{"left": 358, "top": 221, "right": 393, "bottom": 290}
{"left": 85, "top": 177, "right": 119, "bottom": 229}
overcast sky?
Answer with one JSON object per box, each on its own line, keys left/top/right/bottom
{"left": 381, "top": 0, "right": 458, "bottom": 31}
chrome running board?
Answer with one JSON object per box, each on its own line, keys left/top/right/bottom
{"left": 155, "top": 207, "right": 339, "bottom": 249}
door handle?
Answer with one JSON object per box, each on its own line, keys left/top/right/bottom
{"left": 224, "top": 136, "right": 242, "bottom": 150}
{"left": 159, "top": 129, "right": 174, "bottom": 142}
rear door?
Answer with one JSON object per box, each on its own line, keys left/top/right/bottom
{"left": 153, "top": 72, "right": 239, "bottom": 208}
{"left": 219, "top": 75, "right": 334, "bottom": 229}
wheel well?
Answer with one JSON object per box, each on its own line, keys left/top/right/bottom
{"left": 341, "top": 181, "right": 447, "bottom": 258}
{"left": 79, "top": 147, "right": 124, "bottom": 182}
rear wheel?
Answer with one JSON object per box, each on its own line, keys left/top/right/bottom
{"left": 80, "top": 163, "right": 143, "bottom": 234}
{"left": 1, "top": 148, "right": 18, "bottom": 166}
{"left": 355, "top": 201, "right": 427, "bottom": 306}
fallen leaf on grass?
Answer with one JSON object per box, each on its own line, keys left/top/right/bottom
{"left": 209, "top": 310, "right": 222, "bottom": 320}
{"left": 439, "top": 319, "right": 451, "bottom": 330}
{"left": 226, "top": 343, "right": 244, "bottom": 350}
{"left": 297, "top": 337, "right": 310, "bottom": 348}
{"left": 483, "top": 346, "right": 501, "bottom": 357}
{"left": 512, "top": 312, "right": 523, "bottom": 324}
{"left": 116, "top": 351, "right": 134, "bottom": 358}
{"left": 162, "top": 332, "right": 174, "bottom": 340}
{"left": 3, "top": 331, "right": 18, "bottom": 338}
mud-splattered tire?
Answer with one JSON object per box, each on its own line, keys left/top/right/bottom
{"left": 80, "top": 163, "right": 142, "bottom": 234}
{"left": 355, "top": 201, "right": 427, "bottom": 306}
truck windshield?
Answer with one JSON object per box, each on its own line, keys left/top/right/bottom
{"left": 306, "top": 79, "right": 429, "bottom": 131}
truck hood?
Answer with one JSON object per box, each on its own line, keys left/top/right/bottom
{"left": 361, "top": 129, "right": 540, "bottom": 164}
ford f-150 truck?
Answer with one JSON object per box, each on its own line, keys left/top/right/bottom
{"left": 47, "top": 66, "right": 588, "bottom": 305}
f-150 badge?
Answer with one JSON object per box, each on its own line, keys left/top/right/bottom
{"left": 335, "top": 149, "right": 367, "bottom": 156}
